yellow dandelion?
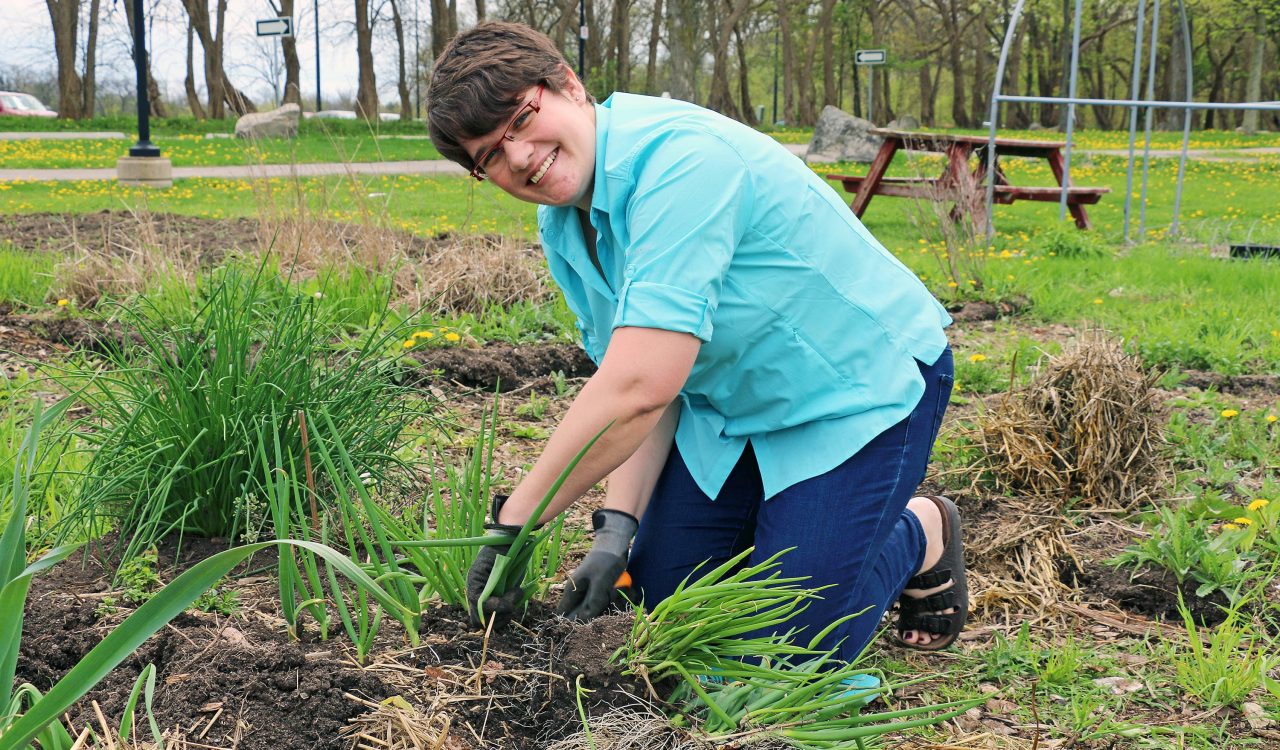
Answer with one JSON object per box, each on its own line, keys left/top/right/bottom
{"left": 968, "top": 354, "right": 987, "bottom": 363}
{"left": 1247, "top": 499, "right": 1269, "bottom": 512}
{"left": 444, "top": 332, "right": 461, "bottom": 342}
{"left": 413, "top": 330, "right": 435, "bottom": 339}
{"left": 947, "top": 281, "right": 959, "bottom": 288}
{"left": 1093, "top": 298, "right": 1103, "bottom": 305}
{"left": 1220, "top": 409, "right": 1239, "bottom": 418}
{"left": 1232, "top": 517, "right": 1253, "bottom": 526}
{"left": 402, "top": 340, "right": 415, "bottom": 348}
{"left": 56, "top": 298, "right": 69, "bottom": 307}
{"left": 1222, "top": 523, "right": 1240, "bottom": 531}
{"left": 1267, "top": 414, "right": 1278, "bottom": 423}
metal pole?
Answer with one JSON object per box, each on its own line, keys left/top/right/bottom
{"left": 314, "top": 0, "right": 322, "bottom": 111}
{"left": 578, "top": 0, "right": 586, "bottom": 84}
{"left": 414, "top": 0, "right": 421, "bottom": 118}
{"left": 868, "top": 67, "right": 875, "bottom": 123}
{"left": 1170, "top": 0, "right": 1193, "bottom": 236}
{"left": 1058, "top": 0, "right": 1085, "bottom": 221}
{"left": 1138, "top": 0, "right": 1161, "bottom": 240}
{"left": 997, "top": 94, "right": 1280, "bottom": 110}
{"left": 1123, "top": 0, "right": 1147, "bottom": 243}
{"left": 985, "top": 0, "right": 1028, "bottom": 239}
{"left": 772, "top": 26, "right": 779, "bottom": 124}
{"left": 128, "top": 0, "right": 159, "bottom": 157}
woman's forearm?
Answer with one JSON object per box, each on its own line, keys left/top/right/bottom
{"left": 603, "top": 400, "right": 680, "bottom": 520}
{"left": 495, "top": 327, "right": 699, "bottom": 526}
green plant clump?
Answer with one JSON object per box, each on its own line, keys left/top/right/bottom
{"left": 49, "top": 263, "right": 426, "bottom": 564}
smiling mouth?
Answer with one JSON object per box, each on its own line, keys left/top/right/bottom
{"left": 529, "top": 148, "right": 558, "bottom": 185}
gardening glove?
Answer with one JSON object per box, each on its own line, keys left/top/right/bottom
{"left": 464, "top": 494, "right": 538, "bottom": 628}
{"left": 555, "top": 508, "right": 639, "bottom": 621}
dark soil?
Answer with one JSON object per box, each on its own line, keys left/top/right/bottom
{"left": 410, "top": 344, "right": 596, "bottom": 393}
{"left": 0, "top": 211, "right": 441, "bottom": 264}
{"left": 1061, "top": 559, "right": 1230, "bottom": 627}
{"left": 0, "top": 211, "right": 267, "bottom": 262}
{"left": 16, "top": 536, "right": 654, "bottom": 750}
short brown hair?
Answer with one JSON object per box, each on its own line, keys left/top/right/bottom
{"left": 427, "top": 22, "right": 591, "bottom": 170}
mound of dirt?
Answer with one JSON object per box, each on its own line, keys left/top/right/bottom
{"left": 411, "top": 344, "right": 596, "bottom": 392}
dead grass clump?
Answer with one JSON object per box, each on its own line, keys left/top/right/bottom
{"left": 53, "top": 207, "right": 203, "bottom": 308}
{"left": 970, "top": 331, "right": 1164, "bottom": 510}
{"left": 413, "top": 233, "right": 551, "bottom": 315}
{"left": 341, "top": 695, "right": 465, "bottom": 750}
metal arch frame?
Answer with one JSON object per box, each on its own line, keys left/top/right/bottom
{"left": 983, "top": 0, "right": 1280, "bottom": 241}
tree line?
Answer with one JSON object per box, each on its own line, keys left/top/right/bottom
{"left": 30, "top": 0, "right": 1280, "bottom": 131}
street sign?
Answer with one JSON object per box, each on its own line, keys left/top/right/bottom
{"left": 256, "top": 17, "right": 294, "bottom": 37}
{"left": 855, "top": 49, "right": 887, "bottom": 65}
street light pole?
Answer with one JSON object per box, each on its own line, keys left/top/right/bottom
{"left": 128, "top": 0, "right": 159, "bottom": 157}
{"left": 578, "top": 0, "right": 587, "bottom": 84}
{"left": 314, "top": 0, "right": 322, "bottom": 110}
{"left": 771, "top": 26, "right": 779, "bottom": 125}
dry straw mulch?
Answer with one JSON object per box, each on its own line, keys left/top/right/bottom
{"left": 969, "top": 331, "right": 1165, "bottom": 510}
{"left": 958, "top": 332, "right": 1167, "bottom": 620}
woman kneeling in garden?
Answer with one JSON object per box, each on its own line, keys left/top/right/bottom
{"left": 427, "top": 21, "right": 966, "bottom": 654}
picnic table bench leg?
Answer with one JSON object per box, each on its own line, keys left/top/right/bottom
{"left": 1047, "top": 150, "right": 1092, "bottom": 230}
{"left": 945, "top": 143, "right": 989, "bottom": 235}
{"left": 850, "top": 139, "right": 898, "bottom": 218}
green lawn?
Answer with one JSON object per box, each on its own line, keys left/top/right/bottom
{"left": 0, "top": 133, "right": 441, "bottom": 169}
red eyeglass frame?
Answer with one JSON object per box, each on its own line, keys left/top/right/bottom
{"left": 470, "top": 83, "right": 546, "bottom": 181}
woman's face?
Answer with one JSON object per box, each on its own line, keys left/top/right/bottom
{"left": 461, "top": 70, "right": 596, "bottom": 209}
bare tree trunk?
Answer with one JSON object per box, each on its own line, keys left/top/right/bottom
{"left": 706, "top": 0, "right": 751, "bottom": 118}
{"left": 430, "top": 0, "right": 451, "bottom": 60}
{"left": 355, "top": 0, "right": 379, "bottom": 121}
{"left": 645, "top": 0, "right": 663, "bottom": 93}
{"left": 919, "top": 63, "right": 936, "bottom": 125}
{"left": 735, "top": 22, "right": 756, "bottom": 124}
{"left": 779, "top": 0, "right": 795, "bottom": 123}
{"left": 82, "top": 0, "right": 100, "bottom": 117}
{"left": 1242, "top": 10, "right": 1265, "bottom": 134}
{"left": 797, "top": 21, "right": 818, "bottom": 125}
{"left": 610, "top": 0, "right": 632, "bottom": 92}
{"left": 185, "top": 20, "right": 206, "bottom": 118}
{"left": 390, "top": 0, "right": 414, "bottom": 119}
{"left": 44, "top": 0, "right": 84, "bottom": 119}
{"left": 970, "top": 42, "right": 986, "bottom": 128}
{"left": 820, "top": 0, "right": 838, "bottom": 107}
{"left": 182, "top": 0, "right": 228, "bottom": 118}
{"left": 476, "top": 0, "right": 485, "bottom": 21}
{"left": 268, "top": 0, "right": 302, "bottom": 105}
{"left": 223, "top": 75, "right": 257, "bottom": 115}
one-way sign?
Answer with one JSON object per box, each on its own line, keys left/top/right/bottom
{"left": 256, "top": 17, "right": 294, "bottom": 37}
{"left": 855, "top": 49, "right": 887, "bottom": 65}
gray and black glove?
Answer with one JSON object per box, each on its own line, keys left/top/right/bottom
{"left": 555, "top": 508, "right": 639, "bottom": 621}
{"left": 465, "top": 494, "right": 537, "bottom": 628}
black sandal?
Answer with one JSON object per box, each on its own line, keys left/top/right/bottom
{"left": 896, "top": 495, "right": 967, "bottom": 651}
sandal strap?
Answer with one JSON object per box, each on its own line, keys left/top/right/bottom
{"left": 898, "top": 590, "right": 956, "bottom": 615}
{"left": 905, "top": 568, "right": 951, "bottom": 590}
{"left": 898, "top": 612, "right": 960, "bottom": 636}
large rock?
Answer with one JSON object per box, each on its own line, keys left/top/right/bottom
{"left": 804, "top": 106, "right": 883, "bottom": 163}
{"left": 886, "top": 114, "right": 920, "bottom": 131}
{"left": 235, "top": 103, "right": 301, "bottom": 139}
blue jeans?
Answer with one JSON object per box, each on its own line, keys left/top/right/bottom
{"left": 628, "top": 347, "right": 954, "bottom": 661}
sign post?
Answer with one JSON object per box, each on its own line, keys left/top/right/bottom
{"left": 855, "top": 49, "right": 887, "bottom": 122}
{"left": 256, "top": 17, "right": 294, "bottom": 37}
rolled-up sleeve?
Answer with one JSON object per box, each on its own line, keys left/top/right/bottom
{"left": 613, "top": 128, "right": 755, "bottom": 342}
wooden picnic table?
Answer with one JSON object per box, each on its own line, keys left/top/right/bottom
{"left": 825, "top": 129, "right": 1110, "bottom": 230}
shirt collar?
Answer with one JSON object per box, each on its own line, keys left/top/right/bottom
{"left": 588, "top": 100, "right": 612, "bottom": 220}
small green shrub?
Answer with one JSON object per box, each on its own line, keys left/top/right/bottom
{"left": 1035, "top": 221, "right": 1109, "bottom": 258}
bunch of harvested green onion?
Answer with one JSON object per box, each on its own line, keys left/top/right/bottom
{"left": 613, "top": 549, "right": 979, "bottom": 748}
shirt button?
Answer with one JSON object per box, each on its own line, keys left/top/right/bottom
{"left": 625, "top": 264, "right": 637, "bottom": 276}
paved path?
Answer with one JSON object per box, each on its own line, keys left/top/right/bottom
{"left": 4, "top": 142, "right": 1277, "bottom": 183}
{"left": 0, "top": 159, "right": 469, "bottom": 182}
{"left": 0, "top": 131, "right": 127, "bottom": 140}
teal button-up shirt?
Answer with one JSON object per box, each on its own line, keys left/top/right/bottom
{"left": 538, "top": 93, "right": 951, "bottom": 500}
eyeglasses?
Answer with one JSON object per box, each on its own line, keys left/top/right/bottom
{"left": 470, "top": 83, "right": 545, "bottom": 181}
